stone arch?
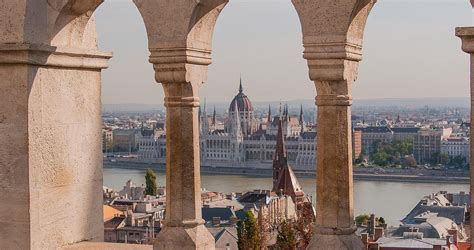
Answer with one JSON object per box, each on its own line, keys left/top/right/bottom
{"left": 48, "top": 0, "right": 104, "bottom": 48}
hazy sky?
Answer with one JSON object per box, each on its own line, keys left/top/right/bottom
{"left": 95, "top": 0, "right": 471, "bottom": 105}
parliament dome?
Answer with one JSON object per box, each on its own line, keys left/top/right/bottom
{"left": 229, "top": 79, "right": 253, "bottom": 112}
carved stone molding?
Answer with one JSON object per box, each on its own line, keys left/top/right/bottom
{"left": 456, "top": 27, "right": 474, "bottom": 54}
{"left": 0, "top": 44, "right": 111, "bottom": 69}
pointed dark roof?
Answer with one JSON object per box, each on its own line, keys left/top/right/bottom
{"left": 299, "top": 104, "right": 304, "bottom": 123}
{"left": 212, "top": 106, "right": 216, "bottom": 126}
{"left": 272, "top": 120, "right": 304, "bottom": 202}
{"left": 267, "top": 104, "right": 272, "bottom": 123}
{"left": 274, "top": 119, "right": 287, "bottom": 164}
{"left": 239, "top": 77, "right": 243, "bottom": 93}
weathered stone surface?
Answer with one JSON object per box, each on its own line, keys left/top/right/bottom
{"left": 154, "top": 224, "right": 216, "bottom": 250}
{"left": 307, "top": 234, "right": 364, "bottom": 250}
{"left": 133, "top": 1, "right": 228, "bottom": 249}
{"left": 0, "top": 1, "right": 110, "bottom": 249}
{"left": 292, "top": 1, "right": 376, "bottom": 249}
{"left": 456, "top": 26, "right": 474, "bottom": 250}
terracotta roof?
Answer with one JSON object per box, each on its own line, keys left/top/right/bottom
{"left": 103, "top": 205, "right": 124, "bottom": 222}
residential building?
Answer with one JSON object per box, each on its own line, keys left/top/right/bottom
{"left": 353, "top": 127, "right": 362, "bottom": 159}
{"left": 441, "top": 137, "right": 470, "bottom": 161}
{"left": 113, "top": 129, "right": 138, "bottom": 152}
{"left": 360, "top": 126, "right": 393, "bottom": 155}
{"left": 391, "top": 127, "right": 421, "bottom": 143}
{"left": 413, "top": 128, "right": 452, "bottom": 164}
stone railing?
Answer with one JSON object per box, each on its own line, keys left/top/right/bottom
{"left": 64, "top": 242, "right": 152, "bottom": 250}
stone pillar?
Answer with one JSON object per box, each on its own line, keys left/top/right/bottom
{"left": 0, "top": 1, "right": 110, "bottom": 249}
{"left": 133, "top": 0, "right": 228, "bottom": 249}
{"left": 456, "top": 26, "right": 474, "bottom": 249}
{"left": 291, "top": 0, "right": 376, "bottom": 249}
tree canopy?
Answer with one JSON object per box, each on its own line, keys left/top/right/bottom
{"left": 145, "top": 168, "right": 157, "bottom": 196}
{"left": 237, "top": 211, "right": 261, "bottom": 250}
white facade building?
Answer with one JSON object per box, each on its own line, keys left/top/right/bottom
{"left": 137, "top": 81, "right": 318, "bottom": 171}
{"left": 441, "top": 137, "right": 470, "bottom": 161}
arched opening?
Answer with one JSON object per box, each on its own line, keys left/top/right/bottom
{"left": 353, "top": 0, "right": 471, "bottom": 227}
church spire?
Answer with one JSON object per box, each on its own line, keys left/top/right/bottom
{"left": 268, "top": 104, "right": 272, "bottom": 123}
{"left": 239, "top": 76, "right": 243, "bottom": 93}
{"left": 212, "top": 106, "right": 216, "bottom": 126}
{"left": 299, "top": 104, "right": 304, "bottom": 124}
{"left": 274, "top": 119, "right": 287, "bottom": 164}
{"left": 299, "top": 104, "right": 305, "bottom": 133}
{"left": 201, "top": 99, "right": 209, "bottom": 133}
{"left": 279, "top": 102, "right": 283, "bottom": 118}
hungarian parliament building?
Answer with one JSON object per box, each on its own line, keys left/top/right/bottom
{"left": 137, "top": 80, "right": 317, "bottom": 171}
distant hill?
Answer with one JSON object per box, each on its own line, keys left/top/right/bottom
{"left": 103, "top": 103, "right": 163, "bottom": 113}
{"left": 352, "top": 97, "right": 469, "bottom": 108}
{"left": 103, "top": 97, "right": 469, "bottom": 113}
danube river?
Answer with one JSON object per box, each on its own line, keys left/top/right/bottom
{"left": 104, "top": 167, "right": 468, "bottom": 227}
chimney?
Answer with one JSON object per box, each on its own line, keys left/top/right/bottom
{"left": 447, "top": 229, "right": 458, "bottom": 245}
{"left": 433, "top": 245, "right": 442, "bottom": 250}
{"left": 446, "top": 235, "right": 453, "bottom": 248}
{"left": 374, "top": 227, "right": 384, "bottom": 241}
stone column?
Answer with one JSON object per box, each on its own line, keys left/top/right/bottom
{"left": 133, "top": 0, "right": 227, "bottom": 249}
{"left": 456, "top": 26, "right": 474, "bottom": 249}
{"left": 0, "top": 1, "right": 110, "bottom": 249}
{"left": 291, "top": 0, "right": 376, "bottom": 249}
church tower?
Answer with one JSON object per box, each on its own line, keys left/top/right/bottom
{"left": 228, "top": 77, "right": 255, "bottom": 136}
{"left": 272, "top": 119, "right": 305, "bottom": 204}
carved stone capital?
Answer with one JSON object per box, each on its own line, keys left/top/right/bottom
{"left": 456, "top": 27, "right": 474, "bottom": 54}
{"left": 293, "top": 0, "right": 376, "bottom": 83}
{"left": 150, "top": 47, "right": 212, "bottom": 85}
{"left": 308, "top": 57, "right": 361, "bottom": 83}
{"left": 0, "top": 43, "right": 112, "bottom": 69}
{"left": 134, "top": 0, "right": 228, "bottom": 86}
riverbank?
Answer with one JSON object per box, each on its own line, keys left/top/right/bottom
{"left": 103, "top": 159, "right": 469, "bottom": 184}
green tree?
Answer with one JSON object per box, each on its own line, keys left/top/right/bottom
{"left": 355, "top": 214, "right": 369, "bottom": 227}
{"left": 377, "top": 217, "right": 386, "bottom": 225}
{"left": 372, "top": 152, "right": 389, "bottom": 166}
{"left": 451, "top": 155, "right": 467, "bottom": 169}
{"left": 370, "top": 140, "right": 414, "bottom": 167}
{"left": 145, "top": 169, "right": 157, "bottom": 196}
{"left": 276, "top": 220, "right": 297, "bottom": 250}
{"left": 237, "top": 211, "right": 261, "bottom": 250}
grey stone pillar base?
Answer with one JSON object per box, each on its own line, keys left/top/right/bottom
{"left": 153, "top": 224, "right": 215, "bottom": 250}
{"left": 307, "top": 233, "right": 364, "bottom": 250}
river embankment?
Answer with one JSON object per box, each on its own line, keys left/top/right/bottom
{"left": 103, "top": 159, "right": 469, "bottom": 184}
